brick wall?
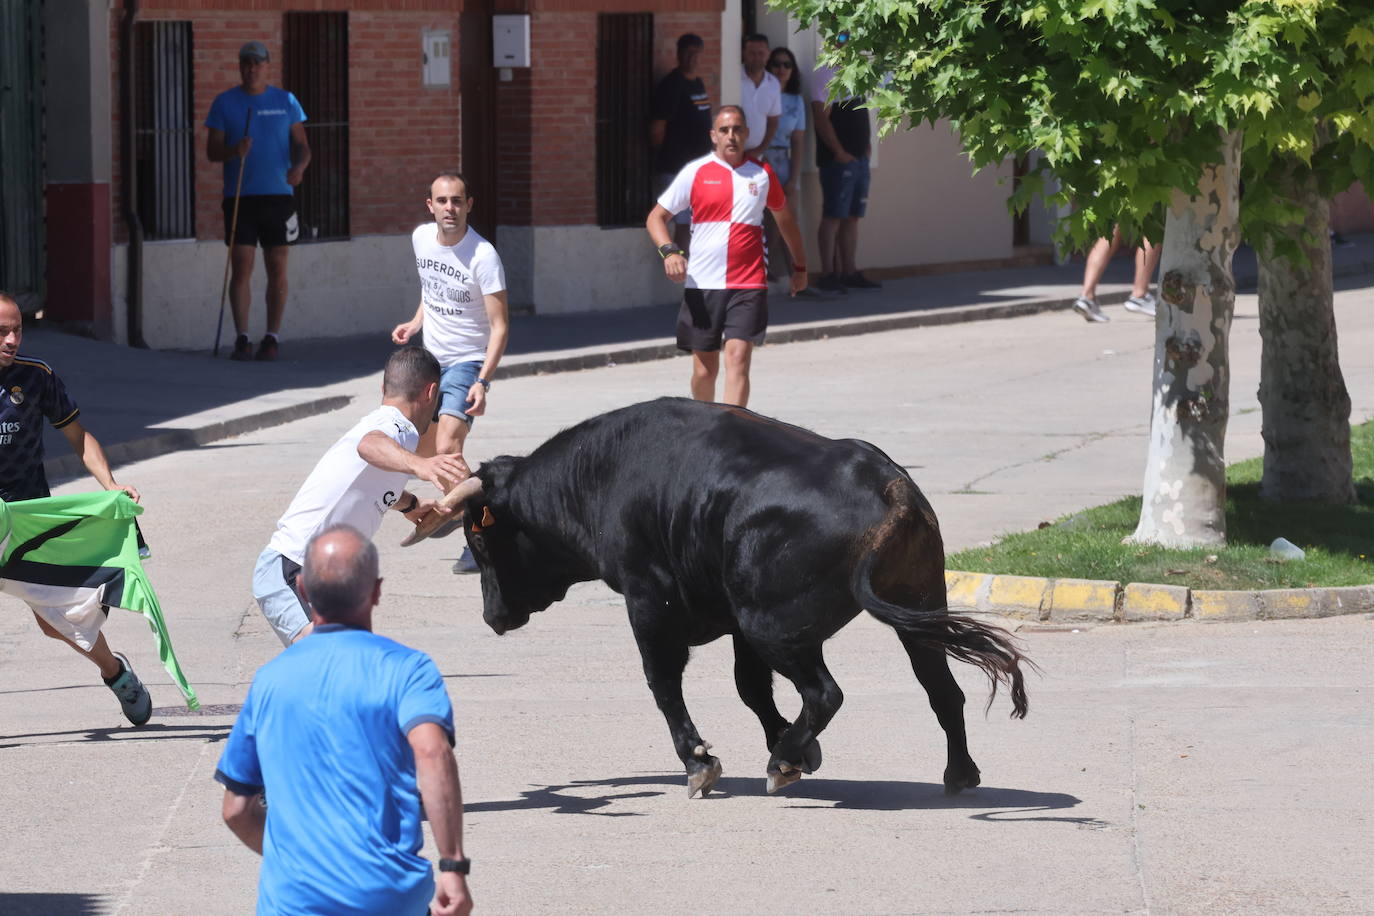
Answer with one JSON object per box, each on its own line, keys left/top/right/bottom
{"left": 494, "top": 3, "right": 722, "bottom": 228}
{"left": 110, "top": 0, "right": 723, "bottom": 239}
{"left": 529, "top": 11, "right": 597, "bottom": 226}
{"left": 110, "top": 0, "right": 461, "bottom": 244}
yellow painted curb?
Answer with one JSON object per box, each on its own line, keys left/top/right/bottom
{"left": 984, "top": 575, "right": 1049, "bottom": 620}
{"left": 1046, "top": 578, "right": 1119, "bottom": 622}
{"left": 1121, "top": 582, "right": 1189, "bottom": 622}
{"left": 945, "top": 572, "right": 1374, "bottom": 625}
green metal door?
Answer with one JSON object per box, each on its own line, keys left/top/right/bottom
{"left": 0, "top": 0, "right": 45, "bottom": 310}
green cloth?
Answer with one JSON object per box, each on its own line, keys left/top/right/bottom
{"left": 0, "top": 491, "right": 199, "bottom": 709}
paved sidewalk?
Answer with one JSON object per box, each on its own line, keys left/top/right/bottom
{"left": 39, "top": 233, "right": 1374, "bottom": 481}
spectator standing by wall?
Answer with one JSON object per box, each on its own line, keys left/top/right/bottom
{"left": 205, "top": 40, "right": 311, "bottom": 362}
{"left": 649, "top": 34, "right": 713, "bottom": 253}
{"left": 739, "top": 34, "right": 780, "bottom": 159}
{"left": 763, "top": 46, "right": 807, "bottom": 287}
{"left": 812, "top": 38, "right": 882, "bottom": 294}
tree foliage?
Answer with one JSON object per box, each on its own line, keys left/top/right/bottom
{"left": 777, "top": 0, "right": 1374, "bottom": 255}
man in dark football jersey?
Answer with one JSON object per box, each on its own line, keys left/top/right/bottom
{"left": 0, "top": 291, "right": 152, "bottom": 725}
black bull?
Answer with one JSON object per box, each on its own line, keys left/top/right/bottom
{"left": 439, "top": 398, "right": 1029, "bottom": 797}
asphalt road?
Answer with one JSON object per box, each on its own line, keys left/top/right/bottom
{"left": 3, "top": 290, "right": 1373, "bottom": 914}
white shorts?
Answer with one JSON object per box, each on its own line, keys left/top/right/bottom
{"left": 252, "top": 547, "right": 309, "bottom": 646}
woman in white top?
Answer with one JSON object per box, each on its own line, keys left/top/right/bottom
{"left": 764, "top": 47, "right": 807, "bottom": 282}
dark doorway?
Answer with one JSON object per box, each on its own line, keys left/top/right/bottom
{"left": 0, "top": 0, "right": 46, "bottom": 310}
{"left": 460, "top": 0, "right": 497, "bottom": 238}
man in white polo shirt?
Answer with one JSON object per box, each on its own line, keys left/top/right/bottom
{"left": 645, "top": 106, "right": 808, "bottom": 408}
{"left": 393, "top": 171, "right": 509, "bottom": 574}
{"left": 739, "top": 33, "right": 781, "bottom": 159}
{"left": 251, "top": 348, "right": 468, "bottom": 646}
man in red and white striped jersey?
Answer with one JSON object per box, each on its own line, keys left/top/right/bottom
{"left": 646, "top": 105, "right": 808, "bottom": 407}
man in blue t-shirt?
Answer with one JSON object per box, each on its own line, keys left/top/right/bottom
{"left": 206, "top": 40, "right": 311, "bottom": 363}
{"left": 216, "top": 524, "right": 473, "bottom": 916}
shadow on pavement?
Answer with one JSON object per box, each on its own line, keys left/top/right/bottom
{"left": 32, "top": 232, "right": 1373, "bottom": 475}
{"left": 0, "top": 893, "right": 111, "bottom": 915}
{"left": 467, "top": 771, "right": 1089, "bottom": 818}
{"left": 0, "top": 721, "right": 230, "bottom": 750}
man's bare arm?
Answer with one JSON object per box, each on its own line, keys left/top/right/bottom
{"left": 60, "top": 420, "right": 140, "bottom": 502}
{"left": 221, "top": 790, "right": 266, "bottom": 855}
{"left": 410, "top": 723, "right": 472, "bottom": 916}
{"left": 357, "top": 432, "right": 468, "bottom": 489}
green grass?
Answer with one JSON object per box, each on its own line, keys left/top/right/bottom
{"left": 946, "top": 421, "right": 1374, "bottom": 590}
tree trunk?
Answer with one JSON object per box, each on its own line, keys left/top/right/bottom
{"left": 1255, "top": 163, "right": 1356, "bottom": 504}
{"left": 1130, "top": 131, "right": 1242, "bottom": 547}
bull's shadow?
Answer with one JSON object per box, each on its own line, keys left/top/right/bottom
{"left": 468, "top": 773, "right": 1093, "bottom": 823}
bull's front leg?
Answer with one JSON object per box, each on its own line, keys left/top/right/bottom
{"left": 626, "top": 599, "right": 723, "bottom": 798}
{"left": 732, "top": 635, "right": 822, "bottom": 775}
{"left": 752, "top": 643, "right": 844, "bottom": 794}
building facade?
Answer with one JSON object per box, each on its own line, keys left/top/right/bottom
{"left": 13, "top": 1, "right": 1365, "bottom": 349}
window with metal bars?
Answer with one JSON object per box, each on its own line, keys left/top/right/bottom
{"left": 133, "top": 21, "right": 195, "bottom": 240}
{"left": 595, "top": 13, "right": 654, "bottom": 227}
{"left": 283, "top": 11, "right": 350, "bottom": 241}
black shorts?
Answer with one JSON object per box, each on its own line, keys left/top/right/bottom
{"left": 676, "top": 288, "right": 768, "bottom": 352}
{"left": 223, "top": 194, "right": 299, "bottom": 248}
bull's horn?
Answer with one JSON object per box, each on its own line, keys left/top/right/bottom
{"left": 400, "top": 476, "right": 486, "bottom": 547}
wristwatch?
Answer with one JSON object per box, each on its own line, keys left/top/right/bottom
{"left": 438, "top": 857, "right": 471, "bottom": 874}
{"left": 475, "top": 377, "right": 491, "bottom": 390}
{"left": 657, "top": 243, "right": 686, "bottom": 260}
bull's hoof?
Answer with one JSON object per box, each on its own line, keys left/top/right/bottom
{"left": 766, "top": 762, "right": 803, "bottom": 795}
{"left": 943, "top": 760, "right": 982, "bottom": 795}
{"left": 687, "top": 756, "right": 723, "bottom": 798}
{"left": 801, "top": 739, "right": 823, "bottom": 775}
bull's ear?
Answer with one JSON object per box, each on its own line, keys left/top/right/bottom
{"left": 470, "top": 505, "right": 496, "bottom": 533}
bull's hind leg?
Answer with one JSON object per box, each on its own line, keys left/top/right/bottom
{"left": 899, "top": 635, "right": 981, "bottom": 794}
{"left": 732, "top": 636, "right": 822, "bottom": 775}
{"left": 752, "top": 643, "right": 843, "bottom": 794}
{"left": 627, "top": 605, "right": 722, "bottom": 798}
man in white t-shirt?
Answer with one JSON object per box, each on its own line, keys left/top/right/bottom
{"left": 251, "top": 348, "right": 469, "bottom": 645}
{"left": 393, "top": 172, "right": 509, "bottom": 573}
{"left": 739, "top": 33, "right": 781, "bottom": 159}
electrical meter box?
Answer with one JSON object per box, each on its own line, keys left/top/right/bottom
{"left": 492, "top": 14, "right": 530, "bottom": 68}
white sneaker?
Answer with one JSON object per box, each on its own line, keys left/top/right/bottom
{"left": 1124, "top": 293, "right": 1157, "bottom": 317}
{"left": 1072, "top": 296, "right": 1110, "bottom": 323}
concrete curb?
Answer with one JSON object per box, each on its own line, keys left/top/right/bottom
{"left": 44, "top": 394, "right": 353, "bottom": 482}
{"left": 44, "top": 237, "right": 1374, "bottom": 475}
{"left": 44, "top": 293, "right": 1096, "bottom": 483}
{"left": 947, "top": 570, "right": 1374, "bottom": 625}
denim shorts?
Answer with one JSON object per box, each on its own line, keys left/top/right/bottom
{"left": 819, "top": 158, "right": 870, "bottom": 219}
{"left": 253, "top": 547, "right": 308, "bottom": 646}
{"left": 437, "top": 360, "right": 482, "bottom": 423}
{"left": 762, "top": 148, "right": 792, "bottom": 188}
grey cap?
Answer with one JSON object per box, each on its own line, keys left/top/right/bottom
{"left": 239, "top": 40, "right": 270, "bottom": 62}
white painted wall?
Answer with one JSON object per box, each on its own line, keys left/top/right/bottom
{"left": 497, "top": 225, "right": 681, "bottom": 315}
{"left": 111, "top": 235, "right": 417, "bottom": 350}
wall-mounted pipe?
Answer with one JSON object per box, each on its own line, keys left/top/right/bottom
{"left": 119, "top": 0, "right": 148, "bottom": 348}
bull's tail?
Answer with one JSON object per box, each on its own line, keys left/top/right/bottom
{"left": 862, "top": 585, "right": 1031, "bottom": 719}
{"left": 852, "top": 477, "right": 1032, "bottom": 719}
